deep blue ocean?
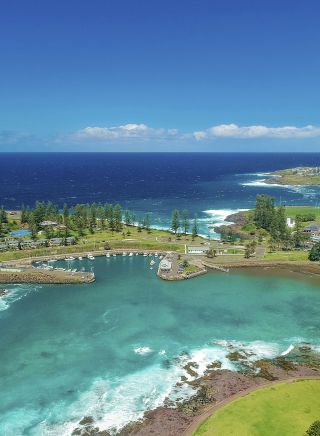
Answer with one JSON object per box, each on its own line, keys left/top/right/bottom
{"left": 1, "top": 152, "right": 320, "bottom": 236}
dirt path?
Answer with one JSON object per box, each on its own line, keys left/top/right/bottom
{"left": 183, "top": 376, "right": 320, "bottom": 436}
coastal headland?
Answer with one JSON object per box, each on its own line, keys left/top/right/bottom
{"left": 265, "top": 166, "right": 320, "bottom": 185}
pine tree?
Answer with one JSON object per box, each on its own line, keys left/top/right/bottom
{"left": 192, "top": 215, "right": 198, "bottom": 240}
{"left": 113, "top": 204, "right": 122, "bottom": 232}
{"left": 254, "top": 195, "right": 275, "bottom": 231}
{"left": 63, "top": 203, "right": 69, "bottom": 224}
{"left": 182, "top": 209, "right": 190, "bottom": 235}
{"left": 143, "top": 213, "right": 151, "bottom": 232}
{"left": 171, "top": 209, "right": 180, "bottom": 234}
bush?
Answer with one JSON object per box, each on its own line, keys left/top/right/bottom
{"left": 306, "top": 420, "right": 320, "bottom": 436}
{"left": 297, "top": 213, "right": 316, "bottom": 222}
{"left": 308, "top": 242, "right": 320, "bottom": 261}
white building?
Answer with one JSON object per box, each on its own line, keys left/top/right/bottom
{"left": 187, "top": 246, "right": 209, "bottom": 255}
{"left": 159, "top": 258, "right": 172, "bottom": 271}
{"left": 286, "top": 217, "right": 296, "bottom": 228}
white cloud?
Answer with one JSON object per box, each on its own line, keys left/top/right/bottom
{"left": 193, "top": 123, "right": 320, "bottom": 140}
{"left": 68, "top": 122, "right": 320, "bottom": 145}
{"left": 72, "top": 123, "right": 179, "bottom": 142}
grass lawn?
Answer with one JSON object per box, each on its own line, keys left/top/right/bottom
{"left": 264, "top": 250, "right": 309, "bottom": 261}
{"left": 194, "top": 379, "right": 320, "bottom": 436}
{"left": 285, "top": 206, "right": 320, "bottom": 219}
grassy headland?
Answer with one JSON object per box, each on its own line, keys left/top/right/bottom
{"left": 193, "top": 379, "right": 320, "bottom": 436}
{"left": 266, "top": 166, "right": 320, "bottom": 185}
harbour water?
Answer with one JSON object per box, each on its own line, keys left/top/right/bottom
{"left": 0, "top": 256, "right": 320, "bottom": 434}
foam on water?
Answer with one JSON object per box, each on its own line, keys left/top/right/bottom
{"left": 0, "top": 335, "right": 317, "bottom": 435}
{"left": 0, "top": 284, "right": 39, "bottom": 312}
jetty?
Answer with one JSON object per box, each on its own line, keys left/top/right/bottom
{"left": 0, "top": 266, "right": 95, "bottom": 284}
{"left": 202, "top": 262, "right": 229, "bottom": 273}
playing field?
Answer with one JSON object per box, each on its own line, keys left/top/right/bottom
{"left": 194, "top": 379, "right": 320, "bottom": 436}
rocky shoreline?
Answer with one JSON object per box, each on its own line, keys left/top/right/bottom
{"left": 70, "top": 345, "right": 320, "bottom": 436}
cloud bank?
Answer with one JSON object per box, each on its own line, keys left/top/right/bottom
{"left": 193, "top": 124, "right": 320, "bottom": 140}
{"left": 72, "top": 124, "right": 179, "bottom": 142}
{"left": 71, "top": 123, "right": 320, "bottom": 143}
{"left": 1, "top": 123, "right": 320, "bottom": 151}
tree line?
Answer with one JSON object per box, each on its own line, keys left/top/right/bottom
{"left": 254, "top": 194, "right": 307, "bottom": 249}
{"left": 171, "top": 209, "right": 198, "bottom": 239}
{"left": 18, "top": 201, "right": 154, "bottom": 239}
{"left": 1, "top": 202, "right": 200, "bottom": 240}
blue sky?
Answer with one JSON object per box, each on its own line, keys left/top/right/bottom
{"left": 1, "top": 0, "right": 320, "bottom": 151}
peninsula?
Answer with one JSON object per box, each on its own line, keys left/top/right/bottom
{"left": 265, "top": 166, "right": 320, "bottom": 185}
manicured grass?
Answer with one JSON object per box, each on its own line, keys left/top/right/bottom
{"left": 194, "top": 379, "right": 320, "bottom": 436}
{"left": 285, "top": 206, "right": 320, "bottom": 219}
{"left": 264, "top": 251, "right": 308, "bottom": 261}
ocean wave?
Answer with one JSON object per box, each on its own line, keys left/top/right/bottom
{"left": 0, "top": 284, "right": 39, "bottom": 313}
{"left": 202, "top": 208, "right": 249, "bottom": 229}
{"left": 134, "top": 346, "right": 152, "bottom": 355}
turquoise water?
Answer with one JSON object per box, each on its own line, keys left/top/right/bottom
{"left": 1, "top": 256, "right": 320, "bottom": 435}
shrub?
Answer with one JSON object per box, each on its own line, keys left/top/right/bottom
{"left": 306, "top": 420, "right": 320, "bottom": 436}
{"left": 308, "top": 242, "right": 320, "bottom": 261}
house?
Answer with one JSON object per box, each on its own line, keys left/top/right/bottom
{"left": 286, "top": 217, "right": 296, "bottom": 228}
{"left": 50, "top": 238, "right": 63, "bottom": 246}
{"left": 303, "top": 224, "right": 320, "bottom": 233}
{"left": 187, "top": 246, "right": 209, "bottom": 255}
{"left": 40, "top": 220, "right": 58, "bottom": 227}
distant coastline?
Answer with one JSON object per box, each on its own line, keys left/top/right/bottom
{"left": 265, "top": 166, "right": 320, "bottom": 186}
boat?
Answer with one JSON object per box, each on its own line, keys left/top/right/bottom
{"left": 122, "top": 252, "right": 127, "bottom": 256}
{"left": 78, "top": 256, "right": 83, "bottom": 260}
{"left": 112, "top": 254, "right": 117, "bottom": 257}
{"left": 135, "top": 253, "right": 139, "bottom": 256}
{"left": 129, "top": 252, "right": 133, "bottom": 256}
{"left": 150, "top": 259, "right": 155, "bottom": 266}
{"left": 106, "top": 253, "right": 110, "bottom": 258}
{"left": 159, "top": 255, "right": 163, "bottom": 260}
{"left": 48, "top": 259, "right": 57, "bottom": 263}
{"left": 66, "top": 256, "right": 75, "bottom": 261}
{"left": 87, "top": 254, "right": 95, "bottom": 260}
{"left": 155, "top": 253, "right": 158, "bottom": 257}
{"left": 143, "top": 253, "right": 147, "bottom": 257}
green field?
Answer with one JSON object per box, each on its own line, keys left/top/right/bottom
{"left": 194, "top": 379, "right": 320, "bottom": 436}
{"left": 264, "top": 250, "right": 308, "bottom": 261}
{"left": 285, "top": 206, "right": 320, "bottom": 219}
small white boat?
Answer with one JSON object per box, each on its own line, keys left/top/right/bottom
{"left": 150, "top": 259, "right": 155, "bottom": 266}
{"left": 135, "top": 253, "right": 139, "bottom": 256}
{"left": 48, "top": 259, "right": 57, "bottom": 263}
{"left": 129, "top": 252, "right": 133, "bottom": 257}
{"left": 148, "top": 253, "right": 152, "bottom": 257}
{"left": 155, "top": 253, "right": 158, "bottom": 257}
{"left": 66, "top": 256, "right": 75, "bottom": 261}
{"left": 113, "top": 254, "right": 117, "bottom": 257}
{"left": 122, "top": 252, "right": 127, "bottom": 256}
{"left": 78, "top": 257, "right": 83, "bottom": 260}
{"left": 106, "top": 253, "right": 110, "bottom": 258}
{"left": 143, "top": 253, "right": 147, "bottom": 257}
{"left": 159, "top": 255, "right": 163, "bottom": 260}
{"left": 87, "top": 254, "right": 95, "bottom": 260}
